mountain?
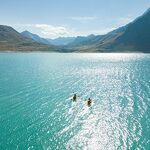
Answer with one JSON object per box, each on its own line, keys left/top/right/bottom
{"left": 21, "top": 30, "right": 50, "bottom": 45}
{"left": 62, "top": 34, "right": 103, "bottom": 52}
{"left": 21, "top": 30, "right": 75, "bottom": 46}
{"left": 47, "top": 37, "right": 76, "bottom": 46}
{"left": 64, "top": 27, "right": 128, "bottom": 52}
{"left": 0, "top": 25, "right": 57, "bottom": 51}
{"left": 0, "top": 25, "right": 33, "bottom": 43}
{"left": 106, "top": 8, "right": 150, "bottom": 52}
{"left": 66, "top": 8, "right": 150, "bottom": 53}
{"left": 68, "top": 34, "right": 102, "bottom": 47}
{"left": 1, "top": 8, "right": 150, "bottom": 52}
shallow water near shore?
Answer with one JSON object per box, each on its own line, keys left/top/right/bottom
{"left": 0, "top": 53, "right": 150, "bottom": 149}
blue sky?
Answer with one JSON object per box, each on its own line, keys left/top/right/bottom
{"left": 0, "top": 0, "right": 150, "bottom": 38}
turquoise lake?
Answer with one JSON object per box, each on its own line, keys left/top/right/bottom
{"left": 0, "top": 53, "right": 150, "bottom": 150}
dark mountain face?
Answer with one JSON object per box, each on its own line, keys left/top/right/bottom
{"left": 66, "top": 8, "right": 150, "bottom": 53}
{"left": 100, "top": 9, "right": 150, "bottom": 52}
{"left": 111, "top": 9, "right": 150, "bottom": 52}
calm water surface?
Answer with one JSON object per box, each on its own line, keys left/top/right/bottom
{"left": 0, "top": 53, "right": 150, "bottom": 150}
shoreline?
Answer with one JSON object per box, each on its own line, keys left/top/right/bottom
{"left": 0, "top": 50, "right": 147, "bottom": 54}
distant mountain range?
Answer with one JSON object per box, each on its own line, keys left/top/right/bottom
{"left": 0, "top": 25, "right": 58, "bottom": 51}
{"left": 21, "top": 31, "right": 75, "bottom": 46}
{"left": 47, "top": 37, "right": 76, "bottom": 46}
{"left": 21, "top": 30, "right": 50, "bottom": 45}
{"left": 0, "top": 8, "right": 150, "bottom": 52}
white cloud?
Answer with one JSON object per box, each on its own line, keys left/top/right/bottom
{"left": 68, "top": 16, "right": 98, "bottom": 23}
{"left": 34, "top": 24, "right": 88, "bottom": 38}
{"left": 13, "top": 23, "right": 75, "bottom": 38}
{"left": 11, "top": 23, "right": 117, "bottom": 38}
{"left": 35, "top": 24, "right": 71, "bottom": 37}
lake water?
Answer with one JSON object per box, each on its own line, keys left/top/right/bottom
{"left": 0, "top": 53, "right": 150, "bottom": 150}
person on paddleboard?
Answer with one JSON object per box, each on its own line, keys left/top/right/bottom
{"left": 72, "top": 94, "right": 77, "bottom": 102}
{"left": 87, "top": 98, "right": 92, "bottom": 106}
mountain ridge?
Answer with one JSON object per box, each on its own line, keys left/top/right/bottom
{"left": 0, "top": 8, "right": 150, "bottom": 52}
{"left": 21, "top": 30, "right": 76, "bottom": 46}
{"left": 21, "top": 30, "right": 50, "bottom": 45}
{"left": 0, "top": 25, "right": 58, "bottom": 51}
{"left": 64, "top": 8, "right": 150, "bottom": 53}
